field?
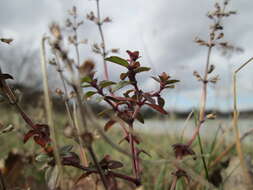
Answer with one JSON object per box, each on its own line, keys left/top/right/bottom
{"left": 1, "top": 107, "right": 253, "bottom": 190}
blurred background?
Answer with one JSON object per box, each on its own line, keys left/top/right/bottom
{"left": 0, "top": 0, "right": 253, "bottom": 113}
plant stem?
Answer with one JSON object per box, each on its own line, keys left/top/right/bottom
{"left": 232, "top": 57, "right": 253, "bottom": 188}
{"left": 129, "top": 124, "right": 138, "bottom": 179}
{"left": 40, "top": 36, "right": 63, "bottom": 188}
{"left": 197, "top": 134, "right": 209, "bottom": 180}
{"left": 187, "top": 46, "right": 212, "bottom": 147}
{"left": 73, "top": 85, "right": 109, "bottom": 190}
{"left": 73, "top": 13, "right": 80, "bottom": 67}
{"left": 170, "top": 176, "right": 178, "bottom": 190}
{"left": 193, "top": 110, "right": 209, "bottom": 180}
{"left": 95, "top": 0, "right": 109, "bottom": 80}
{"left": 53, "top": 52, "right": 88, "bottom": 167}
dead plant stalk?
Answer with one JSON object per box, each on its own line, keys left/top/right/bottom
{"left": 232, "top": 57, "right": 253, "bottom": 187}
{"left": 40, "top": 36, "right": 63, "bottom": 187}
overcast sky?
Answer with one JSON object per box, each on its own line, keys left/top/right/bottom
{"left": 0, "top": 0, "right": 253, "bottom": 111}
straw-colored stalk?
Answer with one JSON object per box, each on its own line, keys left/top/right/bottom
{"left": 209, "top": 127, "right": 253, "bottom": 169}
{"left": 40, "top": 36, "right": 63, "bottom": 188}
{"left": 232, "top": 57, "right": 253, "bottom": 188}
{"left": 73, "top": 103, "right": 88, "bottom": 166}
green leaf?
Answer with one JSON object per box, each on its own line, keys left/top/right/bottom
{"left": 105, "top": 56, "right": 129, "bottom": 68}
{"left": 165, "top": 85, "right": 175, "bottom": 89}
{"left": 35, "top": 154, "right": 50, "bottom": 162}
{"left": 111, "top": 81, "right": 131, "bottom": 92}
{"left": 165, "top": 79, "right": 180, "bottom": 85}
{"left": 84, "top": 91, "right": 96, "bottom": 99}
{"left": 81, "top": 76, "right": 92, "bottom": 83}
{"left": 60, "top": 145, "right": 73, "bottom": 155}
{"left": 194, "top": 110, "right": 209, "bottom": 179}
{"left": 81, "top": 84, "right": 92, "bottom": 88}
{"left": 134, "top": 67, "right": 151, "bottom": 73}
{"left": 99, "top": 80, "right": 116, "bottom": 88}
{"left": 157, "top": 97, "right": 165, "bottom": 107}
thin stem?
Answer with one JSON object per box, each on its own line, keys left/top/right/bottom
{"left": 170, "top": 176, "right": 178, "bottom": 190}
{"left": 54, "top": 53, "right": 88, "bottom": 167}
{"left": 73, "top": 14, "right": 80, "bottom": 66}
{"left": 232, "top": 57, "right": 253, "bottom": 188}
{"left": 73, "top": 85, "right": 109, "bottom": 190}
{"left": 129, "top": 124, "right": 139, "bottom": 180}
{"left": 73, "top": 103, "right": 88, "bottom": 166}
{"left": 187, "top": 46, "right": 212, "bottom": 146}
{"left": 87, "top": 146, "right": 109, "bottom": 189}
{"left": 40, "top": 36, "right": 63, "bottom": 186}
{"left": 197, "top": 134, "right": 209, "bottom": 180}
{"left": 95, "top": 0, "right": 109, "bottom": 80}
{"left": 193, "top": 110, "right": 209, "bottom": 180}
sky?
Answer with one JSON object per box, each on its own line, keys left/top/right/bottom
{"left": 0, "top": 0, "right": 253, "bottom": 111}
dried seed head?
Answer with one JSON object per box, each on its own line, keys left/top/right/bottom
{"left": 172, "top": 143, "right": 196, "bottom": 159}
{"left": 193, "top": 71, "right": 202, "bottom": 81}
{"left": 111, "top": 48, "right": 119, "bottom": 53}
{"left": 92, "top": 43, "right": 101, "bottom": 54}
{"left": 0, "top": 38, "right": 13, "bottom": 44}
{"left": 68, "top": 35, "right": 76, "bottom": 44}
{"left": 69, "top": 91, "right": 76, "bottom": 99}
{"left": 81, "top": 132, "right": 94, "bottom": 146}
{"left": 216, "top": 32, "right": 224, "bottom": 40}
{"left": 194, "top": 37, "right": 209, "bottom": 46}
{"left": 209, "top": 75, "right": 219, "bottom": 84}
{"left": 79, "top": 60, "right": 95, "bottom": 77}
{"left": 65, "top": 18, "right": 72, "bottom": 28}
{"left": 103, "top": 17, "right": 112, "bottom": 23}
{"left": 63, "top": 125, "right": 75, "bottom": 138}
{"left": 50, "top": 23, "right": 62, "bottom": 40}
{"left": 48, "top": 58, "right": 57, "bottom": 66}
{"left": 208, "top": 64, "right": 215, "bottom": 74}
{"left": 68, "top": 6, "right": 77, "bottom": 16}
{"left": 159, "top": 72, "right": 170, "bottom": 81}
{"left": 87, "top": 11, "right": 96, "bottom": 21}
{"left": 55, "top": 88, "right": 64, "bottom": 96}
{"left": 206, "top": 113, "right": 216, "bottom": 120}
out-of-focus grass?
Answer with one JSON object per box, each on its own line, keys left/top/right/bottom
{"left": 1, "top": 107, "right": 253, "bottom": 190}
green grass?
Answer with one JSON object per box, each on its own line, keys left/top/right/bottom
{"left": 1, "top": 107, "right": 253, "bottom": 190}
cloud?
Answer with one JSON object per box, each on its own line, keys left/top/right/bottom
{"left": 0, "top": 0, "right": 253, "bottom": 110}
